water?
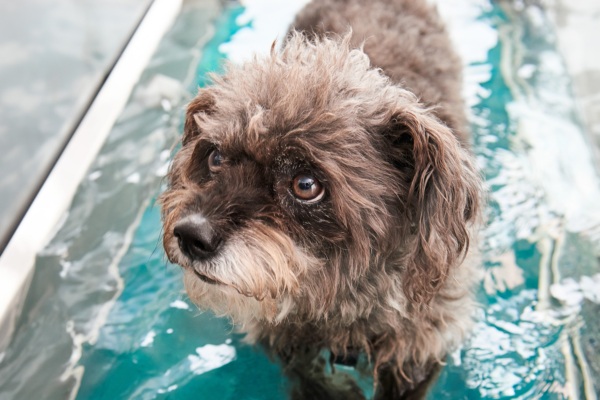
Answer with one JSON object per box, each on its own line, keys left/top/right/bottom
{"left": 1, "top": 0, "right": 599, "bottom": 399}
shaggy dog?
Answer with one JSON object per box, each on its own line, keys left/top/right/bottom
{"left": 161, "top": 0, "right": 482, "bottom": 398}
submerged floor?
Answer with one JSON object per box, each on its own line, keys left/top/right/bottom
{"left": 1, "top": 0, "right": 599, "bottom": 399}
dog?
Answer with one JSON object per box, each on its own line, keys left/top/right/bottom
{"left": 160, "top": 0, "right": 483, "bottom": 398}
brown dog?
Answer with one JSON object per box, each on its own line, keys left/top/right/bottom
{"left": 160, "top": 0, "right": 482, "bottom": 398}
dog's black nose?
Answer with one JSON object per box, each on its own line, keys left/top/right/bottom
{"left": 173, "top": 215, "right": 221, "bottom": 260}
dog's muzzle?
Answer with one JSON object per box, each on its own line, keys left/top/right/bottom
{"left": 173, "top": 214, "right": 222, "bottom": 261}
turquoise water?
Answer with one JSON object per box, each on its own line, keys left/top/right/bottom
{"left": 1, "top": 0, "right": 599, "bottom": 399}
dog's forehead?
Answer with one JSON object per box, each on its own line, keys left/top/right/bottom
{"left": 198, "top": 98, "right": 360, "bottom": 166}
{"left": 192, "top": 47, "right": 396, "bottom": 164}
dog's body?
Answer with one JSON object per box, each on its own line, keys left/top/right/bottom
{"left": 161, "top": 0, "right": 482, "bottom": 398}
{"left": 292, "top": 0, "right": 468, "bottom": 141}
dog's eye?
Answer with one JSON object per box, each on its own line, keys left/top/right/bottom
{"left": 291, "top": 174, "right": 324, "bottom": 202}
{"left": 208, "top": 149, "right": 223, "bottom": 172}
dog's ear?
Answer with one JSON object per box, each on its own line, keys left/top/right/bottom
{"left": 386, "top": 105, "right": 481, "bottom": 310}
{"left": 183, "top": 89, "right": 215, "bottom": 146}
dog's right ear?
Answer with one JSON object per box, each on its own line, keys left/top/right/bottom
{"left": 384, "top": 102, "right": 481, "bottom": 310}
{"left": 183, "top": 89, "right": 215, "bottom": 146}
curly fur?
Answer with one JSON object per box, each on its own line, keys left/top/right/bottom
{"left": 160, "top": 0, "right": 483, "bottom": 397}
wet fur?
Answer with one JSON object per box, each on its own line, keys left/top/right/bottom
{"left": 161, "top": 0, "right": 483, "bottom": 397}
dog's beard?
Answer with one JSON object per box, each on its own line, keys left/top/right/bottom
{"left": 167, "top": 221, "right": 322, "bottom": 329}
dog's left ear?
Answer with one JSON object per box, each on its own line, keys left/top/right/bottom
{"left": 385, "top": 105, "right": 481, "bottom": 310}
{"left": 182, "top": 89, "right": 215, "bottom": 146}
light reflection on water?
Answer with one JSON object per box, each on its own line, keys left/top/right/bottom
{"left": 433, "top": 1, "right": 600, "bottom": 399}
{"left": 0, "top": 0, "right": 599, "bottom": 399}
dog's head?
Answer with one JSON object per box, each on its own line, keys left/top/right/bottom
{"left": 160, "top": 33, "right": 481, "bottom": 330}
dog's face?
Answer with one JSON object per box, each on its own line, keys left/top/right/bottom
{"left": 160, "top": 35, "right": 481, "bottom": 330}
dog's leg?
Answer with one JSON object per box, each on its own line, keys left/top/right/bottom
{"left": 272, "top": 345, "right": 367, "bottom": 400}
{"left": 375, "top": 360, "right": 443, "bottom": 400}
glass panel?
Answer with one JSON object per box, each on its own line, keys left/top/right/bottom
{"left": 0, "top": 0, "right": 152, "bottom": 249}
